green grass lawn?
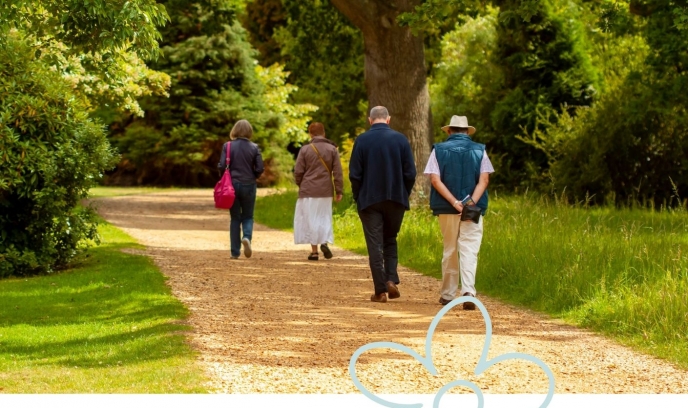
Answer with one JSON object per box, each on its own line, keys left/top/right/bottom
{"left": 255, "top": 191, "right": 688, "bottom": 369}
{"left": 0, "top": 221, "right": 208, "bottom": 393}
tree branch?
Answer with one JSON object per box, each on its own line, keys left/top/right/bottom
{"left": 329, "top": 0, "right": 376, "bottom": 30}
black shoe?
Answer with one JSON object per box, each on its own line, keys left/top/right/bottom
{"left": 439, "top": 297, "right": 452, "bottom": 306}
{"left": 320, "top": 244, "right": 333, "bottom": 259}
{"left": 308, "top": 252, "right": 319, "bottom": 261}
{"left": 462, "top": 292, "right": 476, "bottom": 310}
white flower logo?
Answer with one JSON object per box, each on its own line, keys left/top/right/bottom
{"left": 349, "top": 296, "right": 556, "bottom": 408}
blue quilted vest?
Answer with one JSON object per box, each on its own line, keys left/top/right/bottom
{"left": 430, "top": 133, "right": 488, "bottom": 216}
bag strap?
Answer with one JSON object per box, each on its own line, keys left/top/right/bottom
{"left": 310, "top": 142, "right": 336, "bottom": 197}
{"left": 225, "top": 141, "right": 232, "bottom": 169}
{"left": 310, "top": 143, "right": 331, "bottom": 173}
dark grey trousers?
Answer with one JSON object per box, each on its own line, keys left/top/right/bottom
{"left": 358, "top": 200, "right": 406, "bottom": 295}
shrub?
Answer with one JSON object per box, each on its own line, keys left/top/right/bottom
{"left": 544, "top": 77, "right": 688, "bottom": 206}
{"left": 0, "top": 35, "right": 117, "bottom": 276}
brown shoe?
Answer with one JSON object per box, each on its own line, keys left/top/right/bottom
{"left": 462, "top": 292, "right": 476, "bottom": 310}
{"left": 439, "top": 297, "right": 452, "bottom": 306}
{"left": 386, "top": 281, "right": 400, "bottom": 299}
{"left": 370, "top": 293, "right": 387, "bottom": 303}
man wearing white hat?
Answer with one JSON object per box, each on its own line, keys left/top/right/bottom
{"left": 424, "top": 116, "right": 494, "bottom": 310}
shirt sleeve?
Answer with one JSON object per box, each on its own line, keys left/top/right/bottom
{"left": 423, "top": 150, "right": 440, "bottom": 176}
{"left": 293, "top": 147, "right": 305, "bottom": 186}
{"left": 402, "top": 139, "right": 417, "bottom": 195}
{"left": 253, "top": 145, "right": 265, "bottom": 178}
{"left": 217, "top": 142, "right": 227, "bottom": 176}
{"left": 481, "top": 151, "right": 495, "bottom": 174}
{"left": 348, "top": 140, "right": 362, "bottom": 201}
{"left": 332, "top": 149, "right": 344, "bottom": 196}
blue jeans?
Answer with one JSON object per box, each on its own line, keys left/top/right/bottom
{"left": 229, "top": 182, "right": 257, "bottom": 257}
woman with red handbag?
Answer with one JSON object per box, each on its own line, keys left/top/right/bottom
{"left": 217, "top": 120, "right": 264, "bottom": 259}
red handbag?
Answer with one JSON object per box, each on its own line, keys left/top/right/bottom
{"left": 214, "top": 142, "right": 236, "bottom": 209}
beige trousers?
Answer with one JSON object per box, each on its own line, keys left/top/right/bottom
{"left": 438, "top": 214, "right": 484, "bottom": 301}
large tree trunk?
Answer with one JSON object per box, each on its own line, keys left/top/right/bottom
{"left": 330, "top": 0, "right": 433, "bottom": 202}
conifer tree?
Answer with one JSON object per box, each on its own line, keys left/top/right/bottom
{"left": 111, "top": 0, "right": 314, "bottom": 186}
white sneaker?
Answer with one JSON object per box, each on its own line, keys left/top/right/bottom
{"left": 242, "top": 238, "right": 252, "bottom": 258}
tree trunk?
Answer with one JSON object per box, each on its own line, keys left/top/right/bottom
{"left": 330, "top": 0, "right": 433, "bottom": 202}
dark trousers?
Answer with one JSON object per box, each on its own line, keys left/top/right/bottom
{"left": 358, "top": 200, "right": 406, "bottom": 295}
{"left": 229, "top": 181, "right": 257, "bottom": 257}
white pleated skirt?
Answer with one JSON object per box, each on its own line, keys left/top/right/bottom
{"left": 293, "top": 197, "right": 334, "bottom": 245}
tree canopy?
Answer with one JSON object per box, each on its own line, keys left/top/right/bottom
{"left": 1, "top": 0, "right": 167, "bottom": 275}
{"left": 106, "top": 0, "right": 315, "bottom": 186}
{"left": 3, "top": 0, "right": 687, "bottom": 276}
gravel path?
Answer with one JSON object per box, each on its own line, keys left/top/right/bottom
{"left": 93, "top": 189, "right": 688, "bottom": 394}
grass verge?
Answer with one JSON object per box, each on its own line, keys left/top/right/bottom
{"left": 255, "top": 191, "right": 688, "bottom": 369}
{"left": 0, "top": 221, "right": 208, "bottom": 393}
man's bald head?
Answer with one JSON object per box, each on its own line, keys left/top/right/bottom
{"left": 369, "top": 106, "right": 390, "bottom": 124}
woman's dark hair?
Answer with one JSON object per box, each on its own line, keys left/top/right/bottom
{"left": 308, "top": 122, "right": 326, "bottom": 137}
{"left": 230, "top": 119, "right": 253, "bottom": 140}
{"left": 449, "top": 126, "right": 469, "bottom": 134}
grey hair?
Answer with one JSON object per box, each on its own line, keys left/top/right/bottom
{"left": 369, "top": 106, "right": 390, "bottom": 121}
{"left": 449, "top": 127, "right": 469, "bottom": 134}
{"left": 230, "top": 119, "right": 254, "bottom": 140}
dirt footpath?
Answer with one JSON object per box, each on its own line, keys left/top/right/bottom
{"left": 94, "top": 189, "right": 688, "bottom": 394}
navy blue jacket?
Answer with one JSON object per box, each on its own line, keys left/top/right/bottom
{"left": 349, "top": 123, "right": 417, "bottom": 211}
{"left": 218, "top": 138, "right": 264, "bottom": 183}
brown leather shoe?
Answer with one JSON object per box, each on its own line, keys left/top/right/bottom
{"left": 370, "top": 293, "right": 387, "bottom": 303}
{"left": 386, "top": 281, "right": 400, "bottom": 299}
{"left": 462, "top": 292, "right": 476, "bottom": 310}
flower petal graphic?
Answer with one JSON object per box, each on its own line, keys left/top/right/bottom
{"left": 349, "top": 296, "right": 556, "bottom": 408}
{"left": 433, "top": 380, "right": 484, "bottom": 408}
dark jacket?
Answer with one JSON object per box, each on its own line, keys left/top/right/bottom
{"left": 218, "top": 138, "right": 264, "bottom": 184}
{"left": 430, "top": 133, "right": 488, "bottom": 216}
{"left": 349, "top": 123, "right": 417, "bottom": 211}
{"left": 294, "top": 137, "right": 344, "bottom": 198}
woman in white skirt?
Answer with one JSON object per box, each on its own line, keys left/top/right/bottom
{"left": 293, "top": 122, "right": 344, "bottom": 260}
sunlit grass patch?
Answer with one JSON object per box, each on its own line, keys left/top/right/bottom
{"left": 0, "top": 221, "right": 208, "bottom": 393}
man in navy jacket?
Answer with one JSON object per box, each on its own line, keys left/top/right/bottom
{"left": 349, "top": 106, "right": 417, "bottom": 302}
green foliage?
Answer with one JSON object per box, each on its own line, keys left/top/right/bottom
{"left": 525, "top": 1, "right": 688, "bottom": 204}
{"left": 256, "top": 64, "right": 318, "bottom": 181}
{"left": 273, "top": 0, "right": 367, "bottom": 143}
{"left": 246, "top": 0, "right": 684, "bottom": 200}
{"left": 0, "top": 35, "right": 118, "bottom": 276}
{"left": 1, "top": 1, "right": 171, "bottom": 117}
{"left": 243, "top": 0, "right": 287, "bottom": 66}
{"left": 243, "top": 0, "right": 367, "bottom": 144}
{"left": 108, "top": 0, "right": 315, "bottom": 186}
{"left": 0, "top": 221, "right": 208, "bottom": 392}
{"left": 0, "top": 0, "right": 168, "bottom": 59}
{"left": 430, "top": 9, "right": 503, "bottom": 144}
{"left": 399, "top": 0, "right": 486, "bottom": 33}
{"left": 489, "top": 0, "right": 598, "bottom": 186}
{"left": 47, "top": 44, "right": 172, "bottom": 118}
{"left": 429, "top": 0, "right": 598, "bottom": 189}
{"left": 532, "top": 79, "right": 688, "bottom": 205}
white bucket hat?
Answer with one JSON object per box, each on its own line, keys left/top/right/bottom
{"left": 441, "top": 115, "right": 476, "bottom": 135}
